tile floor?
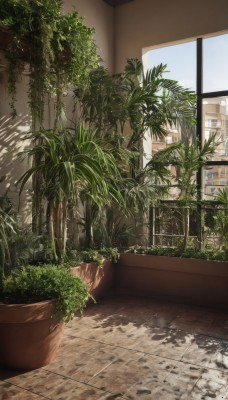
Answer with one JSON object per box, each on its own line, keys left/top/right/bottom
{"left": 1, "top": 295, "right": 228, "bottom": 399}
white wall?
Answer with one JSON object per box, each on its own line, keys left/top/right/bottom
{"left": 114, "top": 0, "right": 228, "bottom": 72}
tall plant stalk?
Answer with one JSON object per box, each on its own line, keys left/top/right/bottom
{"left": 18, "top": 126, "right": 123, "bottom": 258}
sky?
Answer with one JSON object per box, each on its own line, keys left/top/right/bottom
{"left": 146, "top": 34, "right": 228, "bottom": 93}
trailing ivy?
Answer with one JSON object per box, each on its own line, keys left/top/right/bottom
{"left": 0, "top": 0, "right": 99, "bottom": 123}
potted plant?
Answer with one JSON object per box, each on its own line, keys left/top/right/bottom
{"left": 0, "top": 264, "right": 90, "bottom": 370}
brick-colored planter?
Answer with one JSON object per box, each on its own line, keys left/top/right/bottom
{"left": 70, "top": 259, "right": 114, "bottom": 300}
{"left": 116, "top": 253, "right": 228, "bottom": 308}
{"left": 0, "top": 300, "right": 63, "bottom": 370}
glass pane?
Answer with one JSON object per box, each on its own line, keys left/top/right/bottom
{"left": 203, "top": 165, "right": 228, "bottom": 199}
{"left": 145, "top": 41, "right": 196, "bottom": 147}
{"left": 145, "top": 41, "right": 196, "bottom": 91}
{"left": 203, "top": 34, "right": 228, "bottom": 92}
{"left": 202, "top": 96, "right": 228, "bottom": 161}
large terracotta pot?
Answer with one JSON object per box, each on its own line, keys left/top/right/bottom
{"left": 70, "top": 259, "right": 114, "bottom": 300}
{"left": 0, "top": 300, "right": 64, "bottom": 370}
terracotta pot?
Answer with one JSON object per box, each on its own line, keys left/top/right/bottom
{"left": 70, "top": 259, "right": 114, "bottom": 300}
{"left": 0, "top": 300, "right": 64, "bottom": 370}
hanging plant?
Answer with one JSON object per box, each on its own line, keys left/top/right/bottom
{"left": 0, "top": 0, "right": 99, "bottom": 123}
{"left": 0, "top": 0, "right": 99, "bottom": 236}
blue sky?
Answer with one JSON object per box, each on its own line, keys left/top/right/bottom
{"left": 146, "top": 34, "right": 228, "bottom": 93}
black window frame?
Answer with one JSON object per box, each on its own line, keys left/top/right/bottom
{"left": 196, "top": 37, "right": 228, "bottom": 198}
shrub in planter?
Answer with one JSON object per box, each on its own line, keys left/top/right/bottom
{"left": 0, "top": 265, "right": 90, "bottom": 369}
{"left": 65, "top": 248, "right": 119, "bottom": 300}
{"left": 126, "top": 245, "right": 228, "bottom": 261}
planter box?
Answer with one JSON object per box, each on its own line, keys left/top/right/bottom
{"left": 71, "top": 259, "right": 114, "bottom": 300}
{"left": 116, "top": 253, "right": 228, "bottom": 308}
{"left": 0, "top": 300, "right": 63, "bottom": 370}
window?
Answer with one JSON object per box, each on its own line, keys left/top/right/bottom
{"left": 145, "top": 33, "right": 228, "bottom": 200}
{"left": 203, "top": 34, "right": 228, "bottom": 93}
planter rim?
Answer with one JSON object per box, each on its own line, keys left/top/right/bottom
{"left": 0, "top": 299, "right": 56, "bottom": 324}
{"left": 122, "top": 252, "right": 227, "bottom": 263}
{"left": 119, "top": 252, "right": 228, "bottom": 277}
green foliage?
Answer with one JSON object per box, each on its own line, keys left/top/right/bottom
{"left": 0, "top": 0, "right": 98, "bottom": 121}
{"left": 8, "top": 231, "right": 55, "bottom": 268}
{"left": 62, "top": 247, "right": 119, "bottom": 268}
{"left": 75, "top": 59, "right": 197, "bottom": 247}
{"left": 98, "top": 247, "right": 120, "bottom": 263}
{"left": 79, "top": 247, "right": 120, "bottom": 266}
{"left": 1, "top": 265, "right": 90, "bottom": 322}
{"left": 0, "top": 177, "right": 18, "bottom": 277}
{"left": 127, "top": 245, "right": 228, "bottom": 261}
{"left": 17, "top": 125, "right": 124, "bottom": 257}
{"left": 212, "top": 188, "right": 228, "bottom": 250}
{"left": 79, "top": 249, "right": 103, "bottom": 268}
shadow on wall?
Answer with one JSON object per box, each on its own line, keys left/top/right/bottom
{"left": 0, "top": 114, "right": 32, "bottom": 225}
{"left": 0, "top": 56, "right": 33, "bottom": 225}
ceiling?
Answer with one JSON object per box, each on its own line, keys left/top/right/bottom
{"left": 103, "top": 0, "right": 134, "bottom": 7}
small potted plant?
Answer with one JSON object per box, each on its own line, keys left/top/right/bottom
{"left": 0, "top": 264, "right": 90, "bottom": 370}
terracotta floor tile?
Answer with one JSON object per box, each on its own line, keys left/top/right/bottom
{"left": 208, "top": 341, "right": 228, "bottom": 372}
{"left": 70, "top": 345, "right": 141, "bottom": 383}
{"left": 87, "top": 356, "right": 145, "bottom": 395}
{"left": 187, "top": 368, "right": 228, "bottom": 399}
{"left": 103, "top": 328, "right": 148, "bottom": 349}
{"left": 46, "top": 379, "right": 109, "bottom": 400}
{"left": 125, "top": 364, "right": 201, "bottom": 400}
{"left": 181, "top": 334, "right": 220, "bottom": 367}
{"left": 134, "top": 327, "right": 193, "bottom": 361}
{"left": 7, "top": 369, "right": 69, "bottom": 396}
{"left": 0, "top": 381, "right": 45, "bottom": 399}
{"left": 57, "top": 335, "right": 100, "bottom": 359}
{"left": 88, "top": 353, "right": 177, "bottom": 396}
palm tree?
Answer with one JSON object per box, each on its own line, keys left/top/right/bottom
{"left": 164, "top": 133, "right": 220, "bottom": 248}
{"left": 74, "top": 59, "right": 196, "bottom": 246}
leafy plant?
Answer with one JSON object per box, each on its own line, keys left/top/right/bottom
{"left": 8, "top": 231, "right": 55, "bottom": 267}
{"left": 79, "top": 250, "right": 103, "bottom": 268}
{"left": 127, "top": 245, "right": 228, "bottom": 261}
{"left": 75, "top": 60, "right": 197, "bottom": 247}
{"left": 96, "top": 247, "right": 120, "bottom": 264}
{"left": 160, "top": 134, "right": 220, "bottom": 249}
{"left": 0, "top": 176, "right": 17, "bottom": 278}
{"left": 62, "top": 247, "right": 119, "bottom": 268}
{"left": 1, "top": 265, "right": 90, "bottom": 322}
{"left": 0, "top": 0, "right": 98, "bottom": 122}
{"left": 79, "top": 247, "right": 120, "bottom": 266}
{"left": 17, "top": 125, "right": 123, "bottom": 258}
{"left": 213, "top": 188, "right": 228, "bottom": 249}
